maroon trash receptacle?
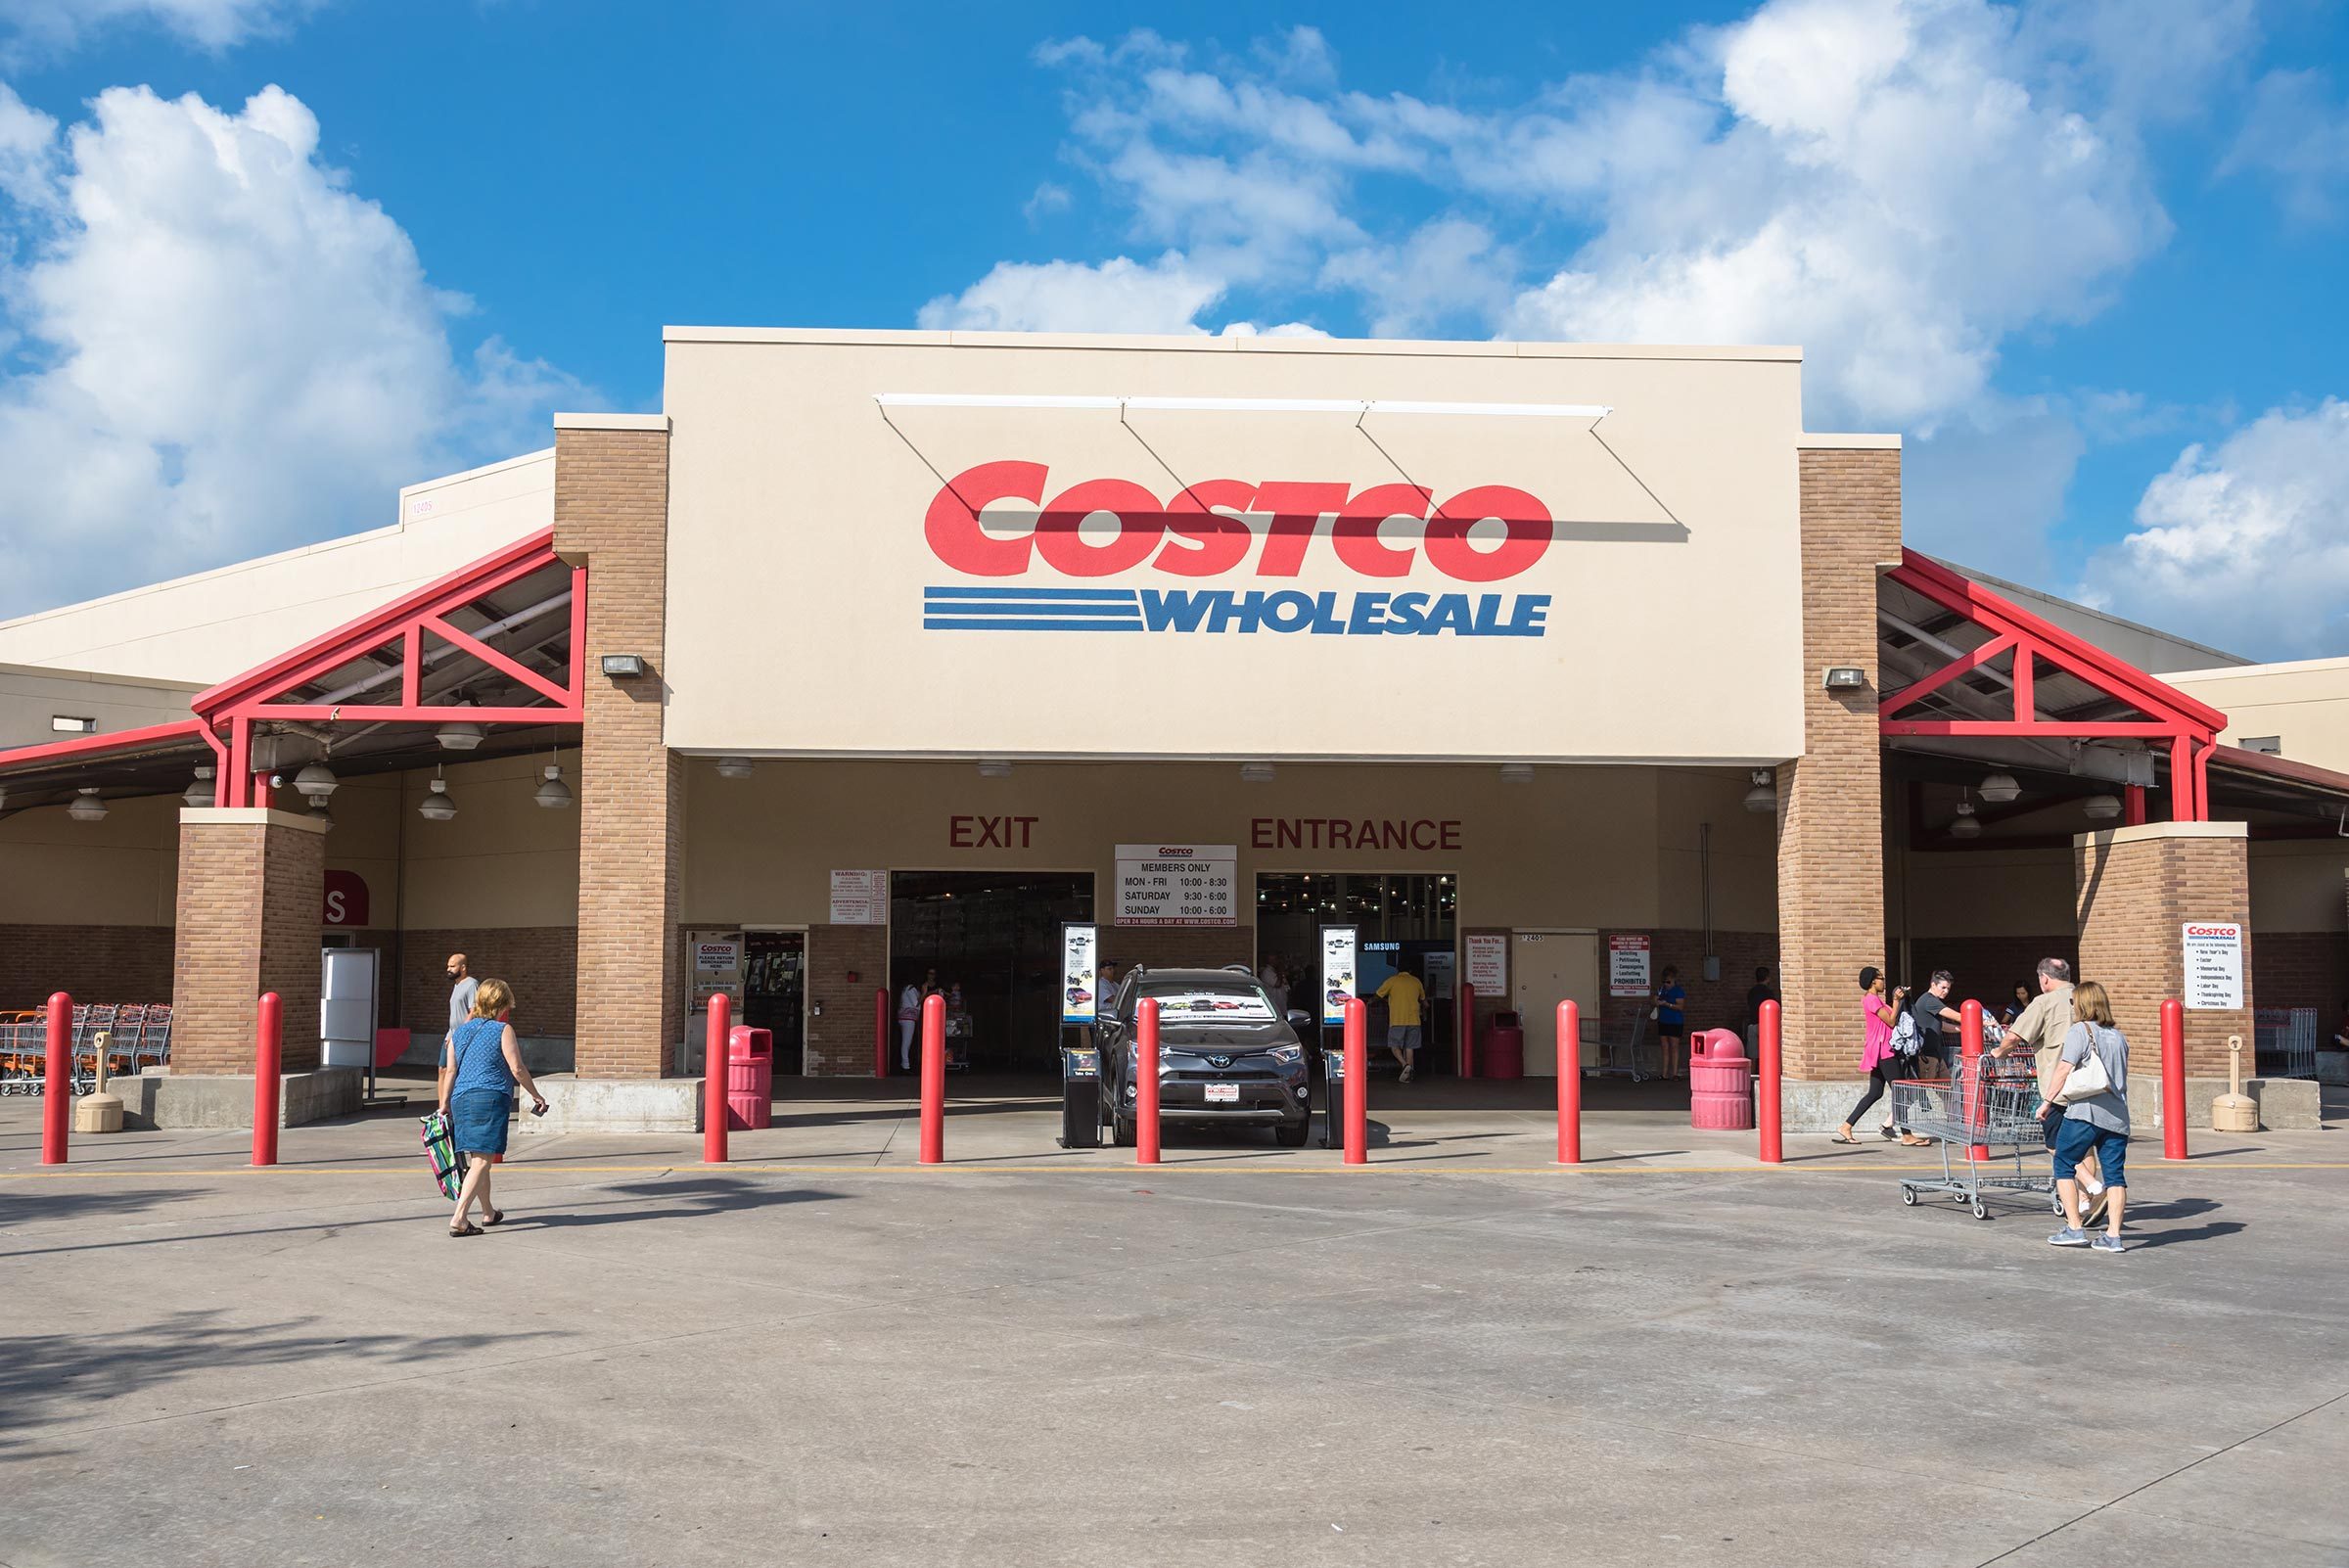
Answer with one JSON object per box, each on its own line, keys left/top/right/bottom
{"left": 726, "top": 1026, "right": 773, "bottom": 1130}
{"left": 1484, "top": 1011, "right": 1525, "bottom": 1080}
{"left": 1689, "top": 1028, "right": 1754, "bottom": 1130}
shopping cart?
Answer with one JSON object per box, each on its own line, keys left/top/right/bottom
{"left": 1892, "top": 1055, "right": 2053, "bottom": 1221}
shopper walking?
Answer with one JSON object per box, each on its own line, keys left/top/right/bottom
{"left": 897, "top": 977, "right": 922, "bottom": 1072}
{"left": 2047, "top": 981, "right": 2130, "bottom": 1253}
{"left": 1654, "top": 966, "right": 1688, "bottom": 1078}
{"left": 444, "top": 952, "right": 478, "bottom": 1053}
{"left": 437, "top": 979, "right": 548, "bottom": 1237}
{"left": 1838, "top": 967, "right": 1927, "bottom": 1145}
{"left": 1995, "top": 958, "right": 2106, "bottom": 1222}
{"left": 1909, "top": 971, "right": 1962, "bottom": 1077}
{"left": 1376, "top": 961, "right": 1428, "bottom": 1083}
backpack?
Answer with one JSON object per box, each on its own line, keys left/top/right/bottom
{"left": 1889, "top": 1007, "right": 1922, "bottom": 1061}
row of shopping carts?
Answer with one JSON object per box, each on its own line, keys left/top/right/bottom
{"left": 1892, "top": 1052, "right": 2059, "bottom": 1221}
{"left": 0, "top": 1002, "right": 173, "bottom": 1093}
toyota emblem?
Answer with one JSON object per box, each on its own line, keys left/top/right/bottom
{"left": 1208, "top": 1054, "right": 1233, "bottom": 1069}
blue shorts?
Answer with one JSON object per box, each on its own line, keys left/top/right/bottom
{"left": 2050, "top": 1116, "right": 2126, "bottom": 1188}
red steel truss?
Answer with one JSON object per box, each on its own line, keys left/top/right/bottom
{"left": 1879, "top": 550, "right": 2224, "bottom": 821}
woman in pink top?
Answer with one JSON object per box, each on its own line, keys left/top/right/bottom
{"left": 1837, "top": 966, "right": 1926, "bottom": 1145}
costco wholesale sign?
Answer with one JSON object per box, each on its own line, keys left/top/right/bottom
{"left": 659, "top": 333, "right": 1806, "bottom": 761}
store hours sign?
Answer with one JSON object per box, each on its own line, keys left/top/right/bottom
{"left": 1115, "top": 844, "right": 1237, "bottom": 927}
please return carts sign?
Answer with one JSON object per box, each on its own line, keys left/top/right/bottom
{"left": 2181, "top": 922, "right": 2244, "bottom": 1010}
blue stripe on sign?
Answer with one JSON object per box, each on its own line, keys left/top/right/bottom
{"left": 922, "top": 618, "right": 1146, "bottom": 631}
{"left": 919, "top": 600, "right": 1140, "bottom": 617}
{"left": 924, "top": 584, "right": 1138, "bottom": 602}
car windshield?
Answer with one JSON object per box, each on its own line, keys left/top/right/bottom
{"left": 1139, "top": 982, "right": 1276, "bottom": 1022}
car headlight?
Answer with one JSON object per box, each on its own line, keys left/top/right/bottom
{"left": 1267, "top": 1044, "right": 1304, "bottom": 1067}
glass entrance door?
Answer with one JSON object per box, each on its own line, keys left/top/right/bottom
{"left": 1255, "top": 873, "right": 1459, "bottom": 1065}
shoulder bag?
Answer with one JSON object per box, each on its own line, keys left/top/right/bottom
{"left": 2056, "top": 1026, "right": 2112, "bottom": 1104}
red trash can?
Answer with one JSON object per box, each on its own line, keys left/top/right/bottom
{"left": 1689, "top": 1028, "right": 1754, "bottom": 1130}
{"left": 1484, "top": 1011, "right": 1525, "bottom": 1080}
{"left": 726, "top": 1026, "right": 773, "bottom": 1130}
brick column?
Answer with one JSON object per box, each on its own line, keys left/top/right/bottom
{"left": 2075, "top": 821, "right": 2252, "bottom": 1077}
{"left": 556, "top": 414, "right": 681, "bottom": 1079}
{"left": 1776, "top": 438, "right": 1902, "bottom": 1080}
{"left": 170, "top": 807, "right": 327, "bottom": 1074}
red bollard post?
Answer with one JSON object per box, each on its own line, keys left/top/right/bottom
{"left": 703, "top": 992, "right": 730, "bottom": 1165}
{"left": 2161, "top": 997, "right": 2188, "bottom": 1161}
{"left": 252, "top": 991, "right": 282, "bottom": 1167}
{"left": 1343, "top": 996, "right": 1368, "bottom": 1165}
{"left": 918, "top": 992, "right": 945, "bottom": 1164}
{"left": 1135, "top": 997, "right": 1163, "bottom": 1166}
{"left": 874, "top": 987, "right": 890, "bottom": 1079}
{"left": 1556, "top": 998, "right": 1582, "bottom": 1165}
{"left": 40, "top": 992, "right": 71, "bottom": 1166}
{"left": 1758, "top": 999, "right": 1783, "bottom": 1165}
{"left": 1458, "top": 981, "right": 1476, "bottom": 1079}
{"left": 1960, "top": 999, "right": 1989, "bottom": 1162}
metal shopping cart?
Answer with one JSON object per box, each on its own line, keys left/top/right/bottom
{"left": 1891, "top": 1055, "right": 2053, "bottom": 1221}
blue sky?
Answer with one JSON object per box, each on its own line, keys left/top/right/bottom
{"left": 2, "top": 0, "right": 2346, "bottom": 658}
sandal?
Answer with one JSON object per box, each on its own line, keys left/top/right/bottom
{"left": 482, "top": 1209, "right": 506, "bottom": 1228}
{"left": 448, "top": 1221, "right": 483, "bottom": 1237}
{"left": 1830, "top": 1127, "right": 1861, "bottom": 1144}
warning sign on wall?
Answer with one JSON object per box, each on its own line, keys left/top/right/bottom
{"left": 2181, "top": 922, "right": 2244, "bottom": 1010}
{"left": 1607, "top": 935, "right": 1652, "bottom": 998}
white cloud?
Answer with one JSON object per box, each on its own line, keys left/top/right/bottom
{"left": 915, "top": 253, "right": 1226, "bottom": 334}
{"left": 0, "top": 84, "right": 583, "bottom": 619}
{"left": 1322, "top": 216, "right": 1514, "bottom": 338}
{"left": 2220, "top": 69, "right": 2349, "bottom": 223}
{"left": 2079, "top": 401, "right": 2349, "bottom": 659}
{"left": 0, "top": 0, "right": 319, "bottom": 57}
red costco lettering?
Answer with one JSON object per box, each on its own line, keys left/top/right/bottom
{"left": 924, "top": 462, "right": 1552, "bottom": 582}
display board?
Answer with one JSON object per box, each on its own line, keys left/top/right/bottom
{"left": 1061, "top": 922, "right": 1101, "bottom": 1025}
{"left": 1607, "top": 934, "right": 1652, "bottom": 998}
{"left": 829, "top": 869, "right": 886, "bottom": 925}
{"left": 1115, "top": 844, "right": 1237, "bottom": 927}
{"left": 1464, "top": 934, "right": 1507, "bottom": 996}
{"left": 2182, "top": 922, "right": 2245, "bottom": 1010}
{"left": 1320, "top": 925, "right": 1359, "bottom": 1027}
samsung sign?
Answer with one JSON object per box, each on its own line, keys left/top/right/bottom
{"left": 922, "top": 461, "right": 1552, "bottom": 638}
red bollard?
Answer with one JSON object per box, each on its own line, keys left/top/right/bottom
{"left": 1135, "top": 997, "right": 1163, "bottom": 1165}
{"left": 1556, "top": 998, "right": 1581, "bottom": 1165}
{"left": 918, "top": 992, "right": 945, "bottom": 1164}
{"left": 1960, "top": 999, "right": 1989, "bottom": 1162}
{"left": 1343, "top": 996, "right": 1368, "bottom": 1165}
{"left": 2161, "top": 997, "right": 2188, "bottom": 1161}
{"left": 1458, "top": 981, "right": 1476, "bottom": 1079}
{"left": 252, "top": 991, "right": 282, "bottom": 1167}
{"left": 1758, "top": 999, "right": 1783, "bottom": 1165}
{"left": 40, "top": 992, "right": 70, "bottom": 1165}
{"left": 704, "top": 992, "right": 730, "bottom": 1165}
{"left": 873, "top": 987, "right": 890, "bottom": 1079}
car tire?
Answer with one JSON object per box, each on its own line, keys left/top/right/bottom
{"left": 1274, "top": 1119, "right": 1310, "bottom": 1147}
{"left": 1112, "top": 1113, "right": 1135, "bottom": 1147}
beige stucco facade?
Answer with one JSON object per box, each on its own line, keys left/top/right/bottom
{"left": 2168, "top": 656, "right": 2349, "bottom": 775}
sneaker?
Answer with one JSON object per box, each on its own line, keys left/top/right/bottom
{"left": 2080, "top": 1172, "right": 2107, "bottom": 1197}
{"left": 2048, "top": 1227, "right": 2091, "bottom": 1247}
{"left": 2090, "top": 1233, "right": 2125, "bottom": 1254}
{"left": 1400, "top": 1067, "right": 1414, "bottom": 1084}
{"left": 2082, "top": 1191, "right": 2109, "bottom": 1228}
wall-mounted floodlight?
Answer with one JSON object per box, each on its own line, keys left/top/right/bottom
{"left": 1822, "top": 667, "right": 1867, "bottom": 691}
{"left": 600, "top": 654, "right": 647, "bottom": 678}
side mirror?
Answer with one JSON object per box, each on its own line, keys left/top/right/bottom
{"left": 1287, "top": 1009, "right": 1313, "bottom": 1030}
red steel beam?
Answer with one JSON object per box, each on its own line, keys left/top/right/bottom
{"left": 1878, "top": 633, "right": 2015, "bottom": 718}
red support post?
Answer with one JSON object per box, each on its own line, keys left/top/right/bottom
{"left": 1342, "top": 996, "right": 1368, "bottom": 1165}
{"left": 252, "top": 992, "right": 282, "bottom": 1167}
{"left": 40, "top": 992, "right": 70, "bottom": 1166}
{"left": 1135, "top": 997, "right": 1163, "bottom": 1166}
{"left": 1458, "top": 981, "right": 1476, "bottom": 1079}
{"left": 2161, "top": 998, "right": 2188, "bottom": 1161}
{"left": 1758, "top": 999, "right": 1782, "bottom": 1165}
{"left": 703, "top": 992, "right": 730, "bottom": 1165}
{"left": 918, "top": 993, "right": 945, "bottom": 1165}
{"left": 1960, "top": 1000, "right": 1988, "bottom": 1162}
{"left": 1556, "top": 998, "right": 1581, "bottom": 1165}
{"left": 874, "top": 987, "right": 890, "bottom": 1079}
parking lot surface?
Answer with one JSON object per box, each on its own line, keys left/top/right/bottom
{"left": 4, "top": 1096, "right": 2345, "bottom": 1567}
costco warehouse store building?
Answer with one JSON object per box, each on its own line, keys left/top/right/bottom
{"left": 1, "top": 328, "right": 2342, "bottom": 1130}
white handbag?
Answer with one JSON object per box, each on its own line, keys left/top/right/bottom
{"left": 2057, "top": 1029, "right": 2113, "bottom": 1104}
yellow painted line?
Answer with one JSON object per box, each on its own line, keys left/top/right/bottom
{"left": 2, "top": 1161, "right": 2344, "bottom": 1179}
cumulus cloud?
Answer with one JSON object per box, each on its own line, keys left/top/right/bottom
{"left": 0, "top": 0, "right": 319, "bottom": 57}
{"left": 0, "top": 84, "right": 584, "bottom": 619}
{"left": 916, "top": 253, "right": 1227, "bottom": 335}
{"left": 2080, "top": 401, "right": 2349, "bottom": 659}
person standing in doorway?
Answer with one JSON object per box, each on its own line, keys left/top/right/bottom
{"left": 437, "top": 979, "right": 549, "bottom": 1236}
{"left": 897, "top": 976, "right": 922, "bottom": 1073}
{"left": 1655, "top": 966, "right": 1689, "bottom": 1078}
{"left": 1376, "top": 960, "right": 1428, "bottom": 1083}
{"left": 444, "top": 953, "right": 478, "bottom": 1055}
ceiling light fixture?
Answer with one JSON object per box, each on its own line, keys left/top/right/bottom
{"left": 183, "top": 767, "right": 215, "bottom": 809}
{"left": 1240, "top": 761, "right": 1276, "bottom": 785}
{"left": 2083, "top": 794, "right": 2123, "bottom": 821}
{"left": 68, "top": 787, "right": 108, "bottom": 822}
{"left": 978, "top": 760, "right": 1013, "bottom": 779}
{"left": 1950, "top": 794, "right": 1981, "bottom": 839}
{"left": 307, "top": 798, "right": 335, "bottom": 834}
{"left": 1498, "top": 763, "right": 1535, "bottom": 785}
{"left": 1977, "top": 771, "right": 2021, "bottom": 805}
{"left": 436, "top": 698, "right": 484, "bottom": 753}
{"left": 293, "top": 760, "right": 339, "bottom": 802}
{"left": 714, "top": 757, "right": 755, "bottom": 780}
{"left": 534, "top": 748, "right": 574, "bottom": 809}
{"left": 419, "top": 766, "right": 457, "bottom": 822}
{"left": 1742, "top": 768, "right": 1777, "bottom": 815}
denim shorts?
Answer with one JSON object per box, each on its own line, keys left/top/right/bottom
{"left": 2050, "top": 1115, "right": 2127, "bottom": 1188}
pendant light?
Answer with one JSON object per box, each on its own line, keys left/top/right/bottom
{"left": 715, "top": 757, "right": 755, "bottom": 780}
{"left": 419, "top": 765, "right": 457, "bottom": 821}
{"left": 436, "top": 697, "right": 484, "bottom": 753}
{"left": 307, "top": 797, "right": 335, "bottom": 833}
{"left": 294, "top": 747, "right": 339, "bottom": 802}
{"left": 183, "top": 767, "right": 215, "bottom": 808}
{"left": 1240, "top": 761, "right": 1275, "bottom": 784}
{"left": 1498, "top": 763, "right": 1534, "bottom": 785}
{"left": 533, "top": 747, "right": 574, "bottom": 809}
{"left": 1949, "top": 792, "right": 1981, "bottom": 839}
{"left": 1977, "top": 770, "right": 2021, "bottom": 805}
{"left": 2083, "top": 794, "right": 2123, "bottom": 821}
{"left": 1742, "top": 767, "right": 1777, "bottom": 814}
{"left": 68, "top": 787, "right": 108, "bottom": 822}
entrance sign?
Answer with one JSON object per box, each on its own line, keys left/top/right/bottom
{"left": 1319, "top": 925, "right": 1359, "bottom": 1027}
{"left": 695, "top": 940, "right": 742, "bottom": 974}
{"left": 2182, "top": 922, "right": 2244, "bottom": 1009}
{"left": 1115, "top": 844, "right": 1236, "bottom": 927}
{"left": 1464, "top": 934, "right": 1507, "bottom": 995}
{"left": 1608, "top": 935, "right": 1651, "bottom": 998}
{"left": 1061, "top": 923, "right": 1101, "bottom": 1025}
{"left": 829, "top": 869, "right": 887, "bottom": 925}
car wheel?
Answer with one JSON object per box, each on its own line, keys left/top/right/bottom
{"left": 1274, "top": 1119, "right": 1310, "bottom": 1147}
{"left": 1112, "top": 1113, "right": 1135, "bottom": 1147}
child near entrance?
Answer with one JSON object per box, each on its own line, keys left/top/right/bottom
{"left": 1377, "top": 962, "right": 1428, "bottom": 1083}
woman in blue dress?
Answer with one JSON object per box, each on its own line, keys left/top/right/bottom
{"left": 436, "top": 978, "right": 549, "bottom": 1236}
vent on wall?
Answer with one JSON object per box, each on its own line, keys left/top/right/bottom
{"left": 51, "top": 715, "right": 97, "bottom": 734}
{"left": 2239, "top": 736, "right": 2282, "bottom": 756}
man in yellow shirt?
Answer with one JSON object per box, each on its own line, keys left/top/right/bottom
{"left": 1376, "top": 962, "right": 1428, "bottom": 1084}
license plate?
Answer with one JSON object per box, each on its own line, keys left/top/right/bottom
{"left": 1205, "top": 1083, "right": 1239, "bottom": 1103}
